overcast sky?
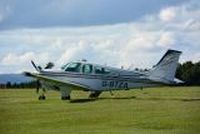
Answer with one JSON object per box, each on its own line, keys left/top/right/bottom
{"left": 0, "top": 0, "right": 199, "bottom": 73}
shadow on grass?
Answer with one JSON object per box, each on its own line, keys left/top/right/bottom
{"left": 70, "top": 98, "right": 96, "bottom": 103}
{"left": 69, "top": 96, "right": 137, "bottom": 103}
{"left": 182, "top": 98, "right": 200, "bottom": 101}
{"left": 99, "top": 96, "right": 137, "bottom": 100}
{"left": 69, "top": 96, "right": 200, "bottom": 103}
{"left": 99, "top": 96, "right": 200, "bottom": 102}
{"left": 135, "top": 97, "right": 200, "bottom": 102}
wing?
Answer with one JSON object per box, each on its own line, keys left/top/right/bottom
{"left": 24, "top": 72, "right": 92, "bottom": 90}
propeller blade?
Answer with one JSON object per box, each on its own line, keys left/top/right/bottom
{"left": 31, "top": 60, "right": 42, "bottom": 72}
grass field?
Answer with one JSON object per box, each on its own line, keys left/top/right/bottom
{"left": 0, "top": 86, "right": 200, "bottom": 134}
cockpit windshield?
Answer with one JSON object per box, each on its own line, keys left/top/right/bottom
{"left": 62, "top": 62, "right": 81, "bottom": 72}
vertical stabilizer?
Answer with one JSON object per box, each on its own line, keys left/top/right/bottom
{"left": 149, "top": 50, "right": 182, "bottom": 84}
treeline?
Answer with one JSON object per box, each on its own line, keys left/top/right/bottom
{"left": 0, "top": 81, "right": 37, "bottom": 89}
{"left": 176, "top": 61, "right": 200, "bottom": 85}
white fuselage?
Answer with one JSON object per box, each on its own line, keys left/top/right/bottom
{"left": 39, "top": 68, "right": 161, "bottom": 92}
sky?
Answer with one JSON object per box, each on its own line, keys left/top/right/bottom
{"left": 0, "top": 0, "right": 199, "bottom": 73}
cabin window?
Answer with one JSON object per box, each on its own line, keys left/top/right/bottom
{"left": 94, "top": 66, "right": 110, "bottom": 74}
{"left": 64, "top": 62, "right": 81, "bottom": 72}
{"left": 82, "top": 64, "right": 93, "bottom": 74}
{"left": 61, "top": 64, "right": 68, "bottom": 70}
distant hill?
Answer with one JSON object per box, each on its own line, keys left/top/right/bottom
{"left": 0, "top": 74, "right": 33, "bottom": 84}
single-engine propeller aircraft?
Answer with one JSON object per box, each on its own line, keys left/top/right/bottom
{"left": 24, "top": 49, "right": 183, "bottom": 100}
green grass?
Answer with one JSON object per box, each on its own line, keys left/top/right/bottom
{"left": 0, "top": 86, "right": 200, "bottom": 134}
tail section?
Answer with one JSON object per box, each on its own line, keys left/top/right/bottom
{"left": 149, "top": 49, "right": 182, "bottom": 84}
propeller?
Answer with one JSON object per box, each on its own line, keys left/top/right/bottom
{"left": 30, "top": 61, "right": 54, "bottom": 94}
{"left": 31, "top": 60, "right": 42, "bottom": 72}
{"left": 30, "top": 60, "right": 42, "bottom": 93}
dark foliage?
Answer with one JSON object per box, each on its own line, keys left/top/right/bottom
{"left": 176, "top": 61, "right": 200, "bottom": 85}
{"left": 0, "top": 81, "right": 37, "bottom": 89}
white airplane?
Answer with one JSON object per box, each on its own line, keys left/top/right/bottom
{"left": 24, "top": 49, "right": 182, "bottom": 100}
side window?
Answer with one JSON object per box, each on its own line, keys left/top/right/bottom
{"left": 94, "top": 66, "right": 110, "bottom": 74}
{"left": 61, "top": 63, "right": 68, "bottom": 70}
{"left": 82, "top": 64, "right": 93, "bottom": 74}
{"left": 65, "top": 63, "right": 81, "bottom": 72}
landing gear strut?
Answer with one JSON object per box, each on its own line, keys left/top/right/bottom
{"left": 61, "top": 89, "right": 71, "bottom": 100}
{"left": 89, "top": 91, "right": 102, "bottom": 99}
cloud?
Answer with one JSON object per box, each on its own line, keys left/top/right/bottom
{"left": 159, "top": 7, "right": 177, "bottom": 22}
{"left": 0, "top": 0, "right": 199, "bottom": 73}
{"left": 58, "top": 40, "right": 92, "bottom": 64}
{"left": 192, "top": 53, "right": 200, "bottom": 63}
{"left": 1, "top": 51, "right": 50, "bottom": 69}
{"left": 157, "top": 32, "right": 175, "bottom": 47}
{"left": 184, "top": 19, "right": 200, "bottom": 31}
{"left": 1, "top": 52, "right": 36, "bottom": 65}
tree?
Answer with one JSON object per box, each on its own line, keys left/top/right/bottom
{"left": 176, "top": 61, "right": 200, "bottom": 85}
{"left": 6, "top": 81, "right": 11, "bottom": 88}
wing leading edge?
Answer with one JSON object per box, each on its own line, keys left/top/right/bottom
{"left": 24, "top": 72, "right": 92, "bottom": 91}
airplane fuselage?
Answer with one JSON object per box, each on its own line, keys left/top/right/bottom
{"left": 38, "top": 68, "right": 162, "bottom": 92}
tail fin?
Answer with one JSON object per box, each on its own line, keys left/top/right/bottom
{"left": 149, "top": 49, "right": 182, "bottom": 84}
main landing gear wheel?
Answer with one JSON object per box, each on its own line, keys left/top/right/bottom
{"left": 89, "top": 91, "right": 102, "bottom": 99}
{"left": 61, "top": 95, "right": 71, "bottom": 100}
{"left": 38, "top": 95, "right": 46, "bottom": 100}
